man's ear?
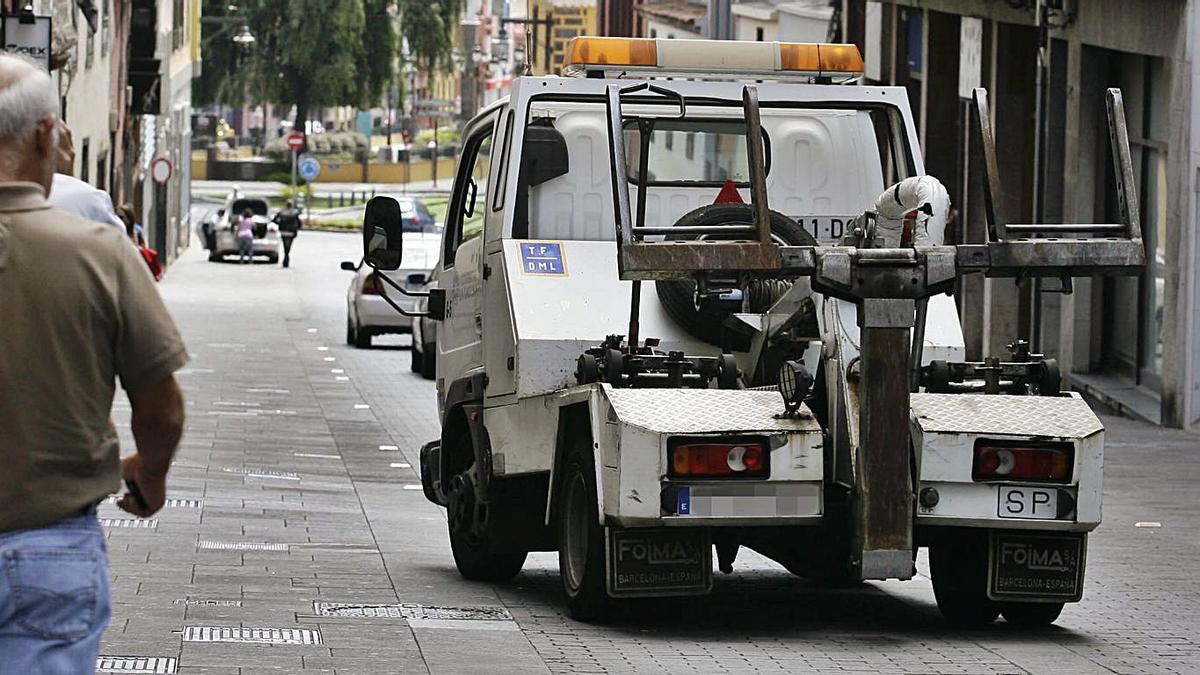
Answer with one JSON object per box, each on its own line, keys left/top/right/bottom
{"left": 35, "top": 118, "right": 58, "bottom": 160}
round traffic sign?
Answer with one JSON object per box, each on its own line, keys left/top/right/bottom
{"left": 287, "top": 132, "right": 305, "bottom": 151}
{"left": 298, "top": 154, "right": 321, "bottom": 181}
{"left": 150, "top": 157, "right": 172, "bottom": 184}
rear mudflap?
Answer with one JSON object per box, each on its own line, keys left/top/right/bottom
{"left": 987, "top": 530, "right": 1086, "bottom": 603}
{"left": 605, "top": 527, "right": 712, "bottom": 598}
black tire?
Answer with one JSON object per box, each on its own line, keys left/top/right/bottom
{"left": 420, "top": 342, "right": 436, "bottom": 380}
{"left": 930, "top": 534, "right": 1000, "bottom": 626}
{"left": 1001, "top": 602, "right": 1064, "bottom": 627}
{"left": 266, "top": 253, "right": 279, "bottom": 264}
{"left": 346, "top": 317, "right": 356, "bottom": 346}
{"left": 411, "top": 343, "right": 424, "bottom": 373}
{"left": 354, "top": 324, "right": 372, "bottom": 349}
{"left": 656, "top": 203, "right": 817, "bottom": 350}
{"left": 208, "top": 250, "right": 222, "bottom": 262}
{"left": 445, "top": 425, "right": 527, "bottom": 582}
{"left": 557, "top": 435, "right": 612, "bottom": 622}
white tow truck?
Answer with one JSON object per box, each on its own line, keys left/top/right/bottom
{"left": 358, "top": 37, "right": 1145, "bottom": 624}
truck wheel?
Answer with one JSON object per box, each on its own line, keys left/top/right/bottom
{"left": 930, "top": 535, "right": 999, "bottom": 626}
{"left": 445, "top": 426, "right": 527, "bottom": 582}
{"left": 557, "top": 437, "right": 611, "bottom": 622}
{"left": 1001, "top": 602, "right": 1064, "bottom": 627}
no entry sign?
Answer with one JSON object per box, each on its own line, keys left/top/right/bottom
{"left": 286, "top": 133, "right": 305, "bottom": 152}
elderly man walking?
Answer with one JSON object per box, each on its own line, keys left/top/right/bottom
{"left": 0, "top": 55, "right": 188, "bottom": 672}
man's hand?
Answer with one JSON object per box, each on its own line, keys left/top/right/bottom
{"left": 117, "top": 454, "right": 167, "bottom": 517}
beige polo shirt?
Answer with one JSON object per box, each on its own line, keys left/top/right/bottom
{"left": 0, "top": 182, "right": 188, "bottom": 532}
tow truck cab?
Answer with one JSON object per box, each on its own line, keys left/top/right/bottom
{"left": 357, "top": 37, "right": 1141, "bottom": 625}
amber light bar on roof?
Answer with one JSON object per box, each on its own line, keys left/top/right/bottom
{"left": 562, "top": 36, "right": 864, "bottom": 80}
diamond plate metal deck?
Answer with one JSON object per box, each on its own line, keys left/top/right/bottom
{"left": 313, "top": 602, "right": 514, "bottom": 621}
{"left": 910, "top": 393, "right": 1103, "bottom": 438}
{"left": 181, "top": 626, "right": 322, "bottom": 645}
{"left": 95, "top": 656, "right": 177, "bottom": 673}
{"left": 602, "top": 385, "right": 821, "bottom": 434}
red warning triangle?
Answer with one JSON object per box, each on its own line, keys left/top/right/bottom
{"left": 714, "top": 179, "right": 744, "bottom": 204}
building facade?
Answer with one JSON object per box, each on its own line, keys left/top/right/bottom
{"left": 842, "top": 0, "right": 1200, "bottom": 430}
{"left": 529, "top": 0, "right": 596, "bottom": 74}
{"left": 1, "top": 0, "right": 199, "bottom": 268}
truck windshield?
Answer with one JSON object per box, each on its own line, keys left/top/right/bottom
{"left": 623, "top": 119, "right": 770, "bottom": 187}
{"left": 515, "top": 99, "right": 906, "bottom": 244}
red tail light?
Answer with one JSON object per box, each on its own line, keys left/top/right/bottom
{"left": 669, "top": 439, "right": 768, "bottom": 478}
{"left": 972, "top": 441, "right": 1073, "bottom": 483}
{"left": 362, "top": 272, "right": 384, "bottom": 295}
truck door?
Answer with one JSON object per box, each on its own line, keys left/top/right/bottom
{"left": 437, "top": 117, "right": 496, "bottom": 396}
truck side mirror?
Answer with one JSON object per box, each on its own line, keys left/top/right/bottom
{"left": 427, "top": 288, "right": 447, "bottom": 321}
{"left": 340, "top": 261, "right": 357, "bottom": 271}
{"left": 362, "top": 196, "right": 404, "bottom": 271}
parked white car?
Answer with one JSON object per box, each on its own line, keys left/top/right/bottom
{"left": 342, "top": 233, "right": 440, "bottom": 348}
{"left": 206, "top": 195, "right": 282, "bottom": 263}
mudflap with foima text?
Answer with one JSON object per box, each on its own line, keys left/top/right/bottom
{"left": 606, "top": 527, "right": 712, "bottom": 597}
{"left": 988, "top": 531, "right": 1086, "bottom": 602}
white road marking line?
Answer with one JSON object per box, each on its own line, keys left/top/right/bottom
{"left": 379, "top": 444, "right": 399, "bottom": 451}
{"left": 354, "top": 404, "right": 370, "bottom": 409}
{"left": 294, "top": 452, "right": 341, "bottom": 459}
{"left": 402, "top": 485, "right": 423, "bottom": 491}
{"left": 390, "top": 463, "right": 411, "bottom": 469}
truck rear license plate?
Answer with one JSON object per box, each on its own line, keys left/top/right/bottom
{"left": 988, "top": 531, "right": 1085, "bottom": 602}
{"left": 998, "top": 486, "right": 1057, "bottom": 519}
{"left": 606, "top": 527, "right": 711, "bottom": 598}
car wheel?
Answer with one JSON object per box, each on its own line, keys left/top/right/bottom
{"left": 208, "top": 251, "right": 222, "bottom": 262}
{"left": 354, "top": 323, "right": 372, "bottom": 349}
{"left": 266, "top": 253, "right": 279, "bottom": 264}
{"left": 930, "top": 533, "right": 1000, "bottom": 626}
{"left": 558, "top": 434, "right": 613, "bottom": 622}
{"left": 411, "top": 342, "right": 424, "bottom": 373}
{"left": 346, "top": 316, "right": 356, "bottom": 346}
{"left": 1000, "top": 602, "right": 1064, "bottom": 627}
{"left": 420, "top": 342, "right": 436, "bottom": 380}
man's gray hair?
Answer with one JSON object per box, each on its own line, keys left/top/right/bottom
{"left": 0, "top": 53, "right": 58, "bottom": 142}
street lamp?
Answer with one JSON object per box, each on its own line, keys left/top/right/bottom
{"left": 231, "top": 25, "right": 255, "bottom": 45}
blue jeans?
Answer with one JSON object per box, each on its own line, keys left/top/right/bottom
{"left": 0, "top": 509, "right": 111, "bottom": 675}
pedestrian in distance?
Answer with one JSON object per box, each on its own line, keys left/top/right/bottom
{"left": 237, "top": 207, "right": 255, "bottom": 263}
{"left": 272, "top": 200, "right": 302, "bottom": 267}
{"left": 0, "top": 53, "right": 188, "bottom": 673}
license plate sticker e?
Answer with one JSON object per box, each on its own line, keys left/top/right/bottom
{"left": 989, "top": 532, "right": 1085, "bottom": 601}
{"left": 998, "top": 486, "right": 1057, "bottom": 519}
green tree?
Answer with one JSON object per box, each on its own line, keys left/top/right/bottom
{"left": 195, "top": 0, "right": 399, "bottom": 131}
{"left": 398, "top": 0, "right": 464, "bottom": 71}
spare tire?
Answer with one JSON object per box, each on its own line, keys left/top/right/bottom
{"left": 656, "top": 203, "right": 817, "bottom": 350}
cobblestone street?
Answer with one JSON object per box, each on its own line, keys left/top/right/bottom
{"left": 97, "top": 230, "right": 1200, "bottom": 674}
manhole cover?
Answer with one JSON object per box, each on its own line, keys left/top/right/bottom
{"left": 100, "top": 518, "right": 158, "bottom": 529}
{"left": 173, "top": 598, "right": 242, "bottom": 607}
{"left": 95, "top": 656, "right": 177, "bottom": 673}
{"left": 182, "top": 626, "right": 321, "bottom": 645}
{"left": 314, "top": 602, "right": 513, "bottom": 621}
{"left": 197, "top": 541, "right": 289, "bottom": 552}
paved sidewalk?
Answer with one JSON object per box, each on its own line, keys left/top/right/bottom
{"left": 97, "top": 231, "right": 1200, "bottom": 674}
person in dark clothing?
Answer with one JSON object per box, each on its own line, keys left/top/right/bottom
{"left": 272, "top": 201, "right": 302, "bottom": 267}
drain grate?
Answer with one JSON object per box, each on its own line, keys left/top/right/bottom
{"left": 314, "top": 602, "right": 513, "bottom": 621}
{"left": 173, "top": 598, "right": 243, "bottom": 607}
{"left": 167, "top": 498, "right": 202, "bottom": 508}
{"left": 197, "top": 541, "right": 289, "bottom": 552}
{"left": 222, "top": 467, "right": 299, "bottom": 479}
{"left": 100, "top": 518, "right": 158, "bottom": 529}
{"left": 182, "top": 626, "right": 322, "bottom": 645}
{"left": 95, "top": 656, "right": 177, "bottom": 673}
